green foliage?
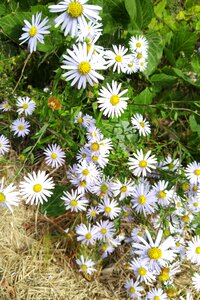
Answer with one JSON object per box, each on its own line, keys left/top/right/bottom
{"left": 40, "top": 186, "right": 67, "bottom": 216}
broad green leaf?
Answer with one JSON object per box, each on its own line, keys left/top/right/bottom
{"left": 191, "top": 53, "right": 200, "bottom": 75}
{"left": 173, "top": 68, "right": 200, "bottom": 87}
{"left": 169, "top": 29, "right": 197, "bottom": 57}
{"left": 150, "top": 73, "right": 177, "bottom": 87}
{"left": 124, "top": 0, "right": 154, "bottom": 30}
{"left": 0, "top": 12, "right": 32, "bottom": 41}
{"left": 154, "top": 0, "right": 167, "bottom": 18}
{"left": 133, "top": 87, "right": 155, "bottom": 107}
{"left": 143, "top": 32, "right": 164, "bottom": 77}
{"left": 40, "top": 186, "right": 67, "bottom": 217}
{"left": 189, "top": 115, "right": 200, "bottom": 137}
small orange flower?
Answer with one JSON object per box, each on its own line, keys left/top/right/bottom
{"left": 48, "top": 97, "right": 61, "bottom": 110}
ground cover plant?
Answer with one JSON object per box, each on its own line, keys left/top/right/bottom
{"left": 0, "top": 0, "right": 200, "bottom": 299}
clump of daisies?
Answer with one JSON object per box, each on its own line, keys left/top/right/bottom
{"left": 128, "top": 35, "right": 149, "bottom": 72}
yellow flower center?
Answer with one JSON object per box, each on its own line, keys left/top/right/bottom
{"left": 101, "top": 228, "right": 107, "bottom": 234}
{"left": 148, "top": 247, "right": 162, "bottom": 260}
{"left": 22, "top": 103, "right": 29, "bottom": 109}
{"left": 139, "top": 121, "right": 145, "bottom": 127}
{"left": 194, "top": 169, "right": 200, "bottom": 176}
{"left": 0, "top": 192, "right": 6, "bottom": 203}
{"left": 168, "top": 163, "right": 175, "bottom": 169}
{"left": 105, "top": 207, "right": 111, "bottom": 213}
{"left": 181, "top": 215, "right": 189, "bottom": 223}
{"left": 136, "top": 42, "right": 142, "bottom": 48}
{"left": 102, "top": 243, "right": 108, "bottom": 251}
{"left": 154, "top": 297, "right": 161, "bottom": 300}
{"left": 100, "top": 184, "right": 108, "bottom": 193}
{"left": 91, "top": 142, "right": 99, "bottom": 151}
{"left": 90, "top": 211, "right": 96, "bottom": 217}
{"left": 177, "top": 202, "right": 181, "bottom": 208}
{"left": 182, "top": 183, "right": 190, "bottom": 191}
{"left": 92, "top": 155, "right": 98, "bottom": 161}
{"left": 139, "top": 160, "right": 147, "bottom": 168}
{"left": 81, "top": 264, "right": 88, "bottom": 271}
{"left": 195, "top": 246, "right": 200, "bottom": 254}
{"left": 138, "top": 267, "right": 147, "bottom": 276}
{"left": 128, "top": 62, "right": 133, "bottom": 67}
{"left": 129, "top": 287, "right": 135, "bottom": 294}
{"left": 77, "top": 117, "right": 83, "bottom": 123}
{"left": 67, "top": 1, "right": 83, "bottom": 18}
{"left": 120, "top": 186, "right": 127, "bottom": 193}
{"left": 33, "top": 183, "right": 42, "bottom": 193}
{"left": 18, "top": 125, "right": 24, "bottom": 131}
{"left": 5, "top": 104, "right": 10, "bottom": 108}
{"left": 176, "top": 241, "right": 180, "bottom": 247}
{"left": 85, "top": 233, "right": 92, "bottom": 240}
{"left": 158, "top": 268, "right": 170, "bottom": 281}
{"left": 115, "top": 55, "right": 122, "bottom": 62}
{"left": 194, "top": 202, "right": 199, "bottom": 207}
{"left": 137, "top": 53, "right": 143, "bottom": 59}
{"left": 110, "top": 95, "right": 120, "bottom": 106}
{"left": 138, "top": 195, "right": 146, "bottom": 204}
{"left": 51, "top": 153, "right": 57, "bottom": 159}
{"left": 82, "top": 169, "right": 89, "bottom": 176}
{"left": 80, "top": 180, "right": 86, "bottom": 187}
{"left": 193, "top": 185, "right": 198, "bottom": 191}
{"left": 78, "top": 61, "right": 91, "bottom": 75}
{"left": 29, "top": 26, "right": 37, "bottom": 37}
{"left": 158, "top": 191, "right": 166, "bottom": 199}
{"left": 70, "top": 200, "right": 78, "bottom": 207}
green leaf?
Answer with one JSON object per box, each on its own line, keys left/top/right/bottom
{"left": 124, "top": 0, "right": 154, "bottom": 30}
{"left": 150, "top": 73, "right": 177, "bottom": 87}
{"left": 133, "top": 87, "right": 155, "bottom": 113}
{"left": 0, "top": 12, "right": 32, "bottom": 41}
{"left": 40, "top": 186, "right": 67, "bottom": 217}
{"left": 154, "top": 0, "right": 167, "bottom": 18}
{"left": 173, "top": 68, "right": 200, "bottom": 87}
{"left": 143, "top": 32, "right": 164, "bottom": 77}
{"left": 169, "top": 29, "right": 197, "bottom": 57}
{"left": 191, "top": 53, "right": 200, "bottom": 75}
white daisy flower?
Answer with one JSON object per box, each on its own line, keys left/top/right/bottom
{"left": 124, "top": 58, "right": 139, "bottom": 74}
{"left": 90, "top": 175, "right": 113, "bottom": 199}
{"left": 133, "top": 50, "right": 148, "bottom": 62}
{"left": 128, "top": 149, "right": 157, "bottom": 177}
{"left": 16, "top": 96, "right": 36, "bottom": 116}
{"left": 146, "top": 287, "right": 168, "bottom": 300}
{"left": 74, "top": 111, "right": 84, "bottom": 126}
{"left": 97, "top": 80, "right": 128, "bottom": 118}
{"left": 131, "top": 182, "right": 156, "bottom": 216}
{"left": 49, "top": 0, "right": 102, "bottom": 38}
{"left": 185, "top": 161, "right": 200, "bottom": 184}
{"left": 129, "top": 258, "right": 156, "bottom": 284}
{"left": 158, "top": 262, "right": 181, "bottom": 283}
{"left": 88, "top": 151, "right": 109, "bottom": 169}
{"left": 132, "top": 229, "right": 176, "bottom": 273}
{"left": 0, "top": 134, "right": 10, "bottom": 157}
{"left": 75, "top": 223, "right": 98, "bottom": 245}
{"left": 188, "top": 196, "right": 200, "bottom": 213}
{"left": 112, "top": 178, "right": 134, "bottom": 201}
{"left": 82, "top": 114, "right": 96, "bottom": 128}
{"left": 75, "top": 160, "right": 100, "bottom": 184}
{"left": 129, "top": 35, "right": 149, "bottom": 53}
{"left": 0, "top": 177, "right": 20, "bottom": 212}
{"left": 0, "top": 101, "right": 12, "bottom": 111}
{"left": 186, "top": 235, "right": 200, "bottom": 265}
{"left": 161, "top": 154, "right": 180, "bottom": 172}
{"left": 44, "top": 144, "right": 66, "bottom": 169}
{"left": 77, "top": 20, "right": 103, "bottom": 43}
{"left": 76, "top": 147, "right": 90, "bottom": 162}
{"left": 76, "top": 255, "right": 96, "bottom": 275}
{"left": 19, "top": 12, "right": 50, "bottom": 53}
{"left": 138, "top": 59, "right": 148, "bottom": 72}
{"left": 104, "top": 45, "right": 132, "bottom": 73}
{"left": 98, "top": 197, "right": 121, "bottom": 220}
{"left": 61, "top": 189, "right": 88, "bottom": 212}
{"left": 86, "top": 137, "right": 113, "bottom": 155}
{"left": 192, "top": 272, "right": 200, "bottom": 292}
{"left": 86, "top": 206, "right": 100, "bottom": 220}
{"left": 124, "top": 279, "right": 144, "bottom": 299}
{"left": 152, "top": 180, "right": 174, "bottom": 207}
{"left": 61, "top": 43, "right": 105, "bottom": 89}
{"left": 86, "top": 124, "right": 102, "bottom": 142}
{"left": 100, "top": 241, "right": 115, "bottom": 258}
{"left": 11, "top": 117, "right": 30, "bottom": 137}
{"left": 95, "top": 220, "right": 115, "bottom": 241}
{"left": 19, "top": 170, "right": 55, "bottom": 205}
{"left": 131, "top": 113, "right": 151, "bottom": 136}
